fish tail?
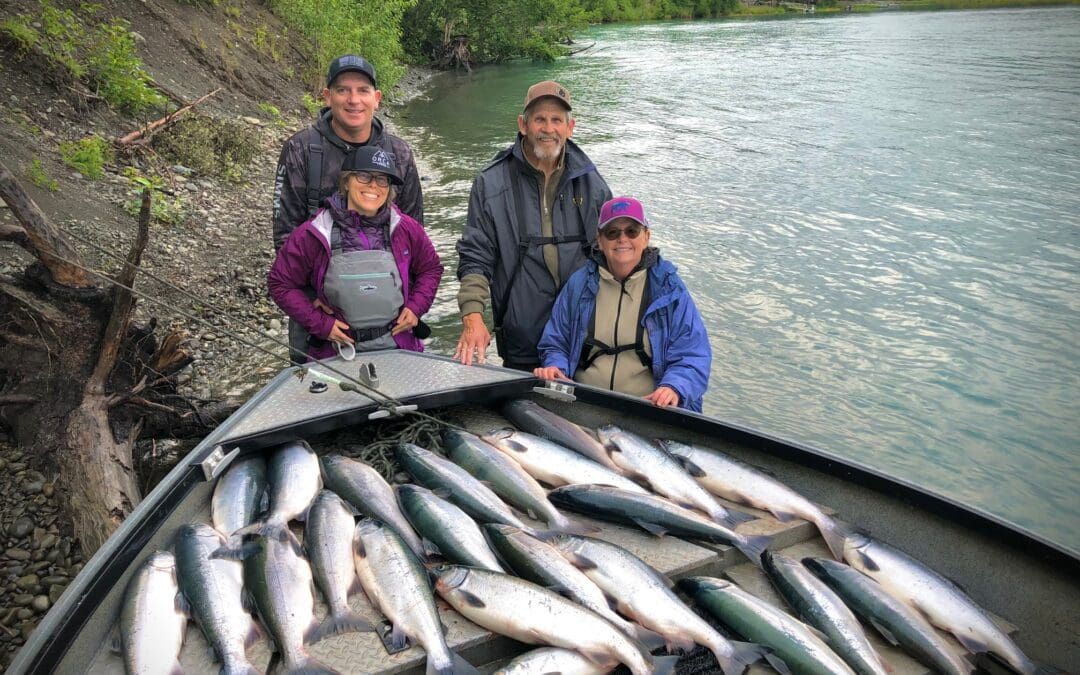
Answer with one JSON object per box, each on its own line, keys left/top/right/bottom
{"left": 714, "top": 641, "right": 769, "bottom": 675}
{"left": 308, "top": 609, "right": 374, "bottom": 643}
{"left": 736, "top": 533, "right": 774, "bottom": 567}
{"left": 287, "top": 651, "right": 342, "bottom": 675}
{"left": 717, "top": 506, "right": 757, "bottom": 528}
{"left": 648, "top": 653, "right": 682, "bottom": 675}
{"left": 817, "top": 515, "right": 848, "bottom": 560}
{"left": 427, "top": 649, "right": 479, "bottom": 675}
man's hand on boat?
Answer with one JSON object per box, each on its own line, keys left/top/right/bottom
{"left": 391, "top": 307, "right": 419, "bottom": 336}
{"left": 644, "top": 385, "right": 680, "bottom": 408}
{"left": 533, "top": 366, "right": 570, "bottom": 381}
{"left": 455, "top": 312, "right": 491, "bottom": 365}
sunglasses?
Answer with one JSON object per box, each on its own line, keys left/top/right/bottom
{"left": 351, "top": 171, "right": 391, "bottom": 188}
{"left": 601, "top": 223, "right": 646, "bottom": 241}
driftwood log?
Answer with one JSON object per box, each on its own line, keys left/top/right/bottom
{"left": 0, "top": 161, "right": 231, "bottom": 554}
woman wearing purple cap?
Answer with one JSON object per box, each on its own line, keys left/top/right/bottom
{"left": 268, "top": 145, "right": 443, "bottom": 362}
{"left": 534, "top": 196, "right": 711, "bottom": 411}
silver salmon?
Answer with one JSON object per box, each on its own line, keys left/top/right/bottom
{"left": 305, "top": 490, "right": 374, "bottom": 642}
{"left": 482, "top": 429, "right": 647, "bottom": 493}
{"left": 237, "top": 441, "right": 321, "bottom": 540}
{"left": 353, "top": 519, "right": 477, "bottom": 675}
{"left": 444, "top": 429, "right": 590, "bottom": 533}
{"left": 434, "top": 565, "right": 677, "bottom": 675}
{"left": 680, "top": 576, "right": 854, "bottom": 675}
{"left": 396, "top": 442, "right": 531, "bottom": 532}
{"left": 660, "top": 439, "right": 845, "bottom": 559}
{"left": 500, "top": 399, "right": 622, "bottom": 473}
{"left": 762, "top": 551, "right": 889, "bottom": 675}
{"left": 804, "top": 557, "right": 973, "bottom": 675}
{"left": 839, "top": 527, "right": 1035, "bottom": 674}
{"left": 320, "top": 454, "right": 425, "bottom": 557}
{"left": 118, "top": 551, "right": 187, "bottom": 675}
{"left": 398, "top": 483, "right": 506, "bottom": 572}
{"left": 211, "top": 455, "right": 266, "bottom": 546}
{"left": 550, "top": 534, "right": 765, "bottom": 675}
{"left": 240, "top": 531, "right": 338, "bottom": 674}
{"left": 597, "top": 426, "right": 752, "bottom": 528}
{"left": 548, "top": 484, "right": 772, "bottom": 566}
{"left": 174, "top": 524, "right": 260, "bottom": 675}
{"left": 494, "top": 647, "right": 612, "bottom": 675}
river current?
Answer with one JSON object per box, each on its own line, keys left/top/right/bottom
{"left": 394, "top": 7, "right": 1080, "bottom": 553}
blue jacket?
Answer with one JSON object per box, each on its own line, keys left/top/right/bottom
{"left": 537, "top": 253, "right": 711, "bottom": 412}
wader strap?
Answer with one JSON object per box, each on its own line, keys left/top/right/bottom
{"left": 306, "top": 136, "right": 323, "bottom": 217}
{"left": 577, "top": 275, "right": 653, "bottom": 371}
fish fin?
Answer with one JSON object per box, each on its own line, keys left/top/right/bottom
{"left": 240, "top": 588, "right": 257, "bottom": 615}
{"left": 557, "top": 517, "right": 601, "bottom": 535}
{"left": 211, "top": 542, "right": 259, "bottom": 561}
{"left": 546, "top": 584, "right": 575, "bottom": 600}
{"left": 449, "top": 651, "right": 481, "bottom": 675}
{"left": 422, "top": 538, "right": 443, "bottom": 558}
{"left": 765, "top": 652, "right": 793, "bottom": 675}
{"left": 631, "top": 625, "right": 668, "bottom": 651}
{"left": 458, "top": 589, "right": 486, "bottom": 608}
{"left": 953, "top": 631, "right": 992, "bottom": 656}
{"left": 354, "top": 535, "right": 367, "bottom": 559}
{"left": 631, "top": 517, "right": 669, "bottom": 537}
{"left": 669, "top": 635, "right": 697, "bottom": 653}
{"left": 771, "top": 510, "right": 798, "bottom": 523}
{"left": 718, "top": 508, "right": 757, "bottom": 528}
{"left": 578, "top": 648, "right": 615, "bottom": 667}
{"left": 526, "top": 507, "right": 540, "bottom": 520}
{"left": 266, "top": 651, "right": 281, "bottom": 674}
{"left": 650, "top": 654, "right": 681, "bottom": 675}
{"left": 174, "top": 591, "right": 191, "bottom": 618}
{"left": 675, "top": 456, "right": 707, "bottom": 478}
{"left": 309, "top": 609, "right": 375, "bottom": 643}
{"left": 563, "top": 551, "right": 599, "bottom": 570}
{"left": 288, "top": 651, "right": 342, "bottom": 674}
{"left": 817, "top": 516, "right": 846, "bottom": 560}
{"left": 868, "top": 618, "right": 900, "bottom": 646}
{"left": 245, "top": 616, "right": 264, "bottom": 647}
{"left": 169, "top": 663, "right": 184, "bottom": 675}
{"left": 108, "top": 627, "right": 121, "bottom": 653}
{"left": 805, "top": 624, "right": 830, "bottom": 642}
{"left": 502, "top": 438, "right": 531, "bottom": 455}
{"left": 714, "top": 641, "right": 769, "bottom": 675}
{"left": 432, "top": 487, "right": 452, "bottom": 499}
{"left": 736, "top": 534, "right": 774, "bottom": 567}
{"left": 390, "top": 622, "right": 410, "bottom": 651}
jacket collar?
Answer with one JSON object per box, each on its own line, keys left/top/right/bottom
{"left": 315, "top": 108, "right": 385, "bottom": 151}
{"left": 507, "top": 135, "right": 597, "bottom": 184}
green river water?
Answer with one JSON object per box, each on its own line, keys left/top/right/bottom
{"left": 392, "top": 7, "right": 1080, "bottom": 554}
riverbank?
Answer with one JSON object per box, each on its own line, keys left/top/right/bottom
{"left": 728, "top": 0, "right": 1078, "bottom": 17}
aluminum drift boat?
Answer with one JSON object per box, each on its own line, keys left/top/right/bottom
{"left": 8, "top": 351, "right": 1079, "bottom": 673}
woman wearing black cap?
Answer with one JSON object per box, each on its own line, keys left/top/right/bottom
{"left": 268, "top": 146, "right": 443, "bottom": 362}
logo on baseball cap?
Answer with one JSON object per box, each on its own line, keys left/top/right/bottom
{"left": 343, "top": 146, "right": 402, "bottom": 185}
{"left": 598, "top": 196, "right": 649, "bottom": 231}
{"left": 523, "top": 80, "right": 572, "bottom": 112}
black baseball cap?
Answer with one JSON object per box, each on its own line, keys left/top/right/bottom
{"left": 326, "top": 55, "right": 377, "bottom": 88}
{"left": 343, "top": 146, "right": 402, "bottom": 185}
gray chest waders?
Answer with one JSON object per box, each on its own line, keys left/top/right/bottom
{"left": 321, "top": 224, "right": 404, "bottom": 358}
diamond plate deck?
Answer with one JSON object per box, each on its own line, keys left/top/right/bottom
{"left": 218, "top": 352, "right": 528, "bottom": 443}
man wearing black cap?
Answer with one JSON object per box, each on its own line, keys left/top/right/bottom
{"left": 272, "top": 54, "right": 423, "bottom": 250}
{"left": 454, "top": 80, "right": 612, "bottom": 370}
{"left": 272, "top": 55, "right": 424, "bottom": 362}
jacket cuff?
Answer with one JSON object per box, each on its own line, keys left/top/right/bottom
{"left": 460, "top": 300, "right": 485, "bottom": 317}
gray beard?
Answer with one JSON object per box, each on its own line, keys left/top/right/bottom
{"left": 530, "top": 138, "right": 564, "bottom": 162}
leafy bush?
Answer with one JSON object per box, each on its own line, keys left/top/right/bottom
{"left": 153, "top": 115, "right": 261, "bottom": 182}
{"left": 266, "top": 0, "right": 414, "bottom": 91}
{"left": 301, "top": 93, "right": 322, "bottom": 117}
{"left": 122, "top": 171, "right": 191, "bottom": 226}
{"left": 59, "top": 136, "right": 113, "bottom": 179}
{"left": 27, "top": 158, "right": 59, "bottom": 192}
{"left": 1, "top": 1, "right": 164, "bottom": 114}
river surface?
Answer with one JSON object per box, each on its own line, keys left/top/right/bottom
{"left": 394, "top": 7, "right": 1080, "bottom": 554}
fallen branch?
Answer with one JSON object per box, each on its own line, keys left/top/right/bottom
{"left": 116, "top": 87, "right": 223, "bottom": 145}
{"left": 0, "top": 162, "right": 93, "bottom": 287}
{"left": 567, "top": 42, "right": 596, "bottom": 56}
{"left": 86, "top": 189, "right": 150, "bottom": 395}
{"left": 0, "top": 394, "right": 39, "bottom": 407}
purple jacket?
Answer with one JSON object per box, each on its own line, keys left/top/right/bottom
{"left": 268, "top": 202, "right": 443, "bottom": 359}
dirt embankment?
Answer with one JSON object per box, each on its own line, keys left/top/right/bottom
{"left": 0, "top": 0, "right": 431, "bottom": 663}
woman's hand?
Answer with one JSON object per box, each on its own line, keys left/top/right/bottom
{"left": 533, "top": 366, "right": 570, "bottom": 381}
{"left": 644, "top": 386, "right": 679, "bottom": 408}
{"left": 327, "top": 319, "right": 354, "bottom": 344}
{"left": 391, "top": 307, "right": 419, "bottom": 336}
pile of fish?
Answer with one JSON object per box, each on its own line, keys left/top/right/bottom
{"left": 114, "top": 399, "right": 1040, "bottom": 675}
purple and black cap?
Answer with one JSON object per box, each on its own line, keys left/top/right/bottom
{"left": 326, "top": 55, "right": 377, "bottom": 88}
{"left": 598, "top": 196, "right": 649, "bottom": 231}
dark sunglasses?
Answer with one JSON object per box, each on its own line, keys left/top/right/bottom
{"left": 351, "top": 171, "right": 391, "bottom": 188}
{"left": 601, "top": 223, "right": 646, "bottom": 241}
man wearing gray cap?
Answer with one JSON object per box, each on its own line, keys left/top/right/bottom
{"left": 454, "top": 80, "right": 612, "bottom": 370}
{"left": 272, "top": 55, "right": 424, "bottom": 362}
